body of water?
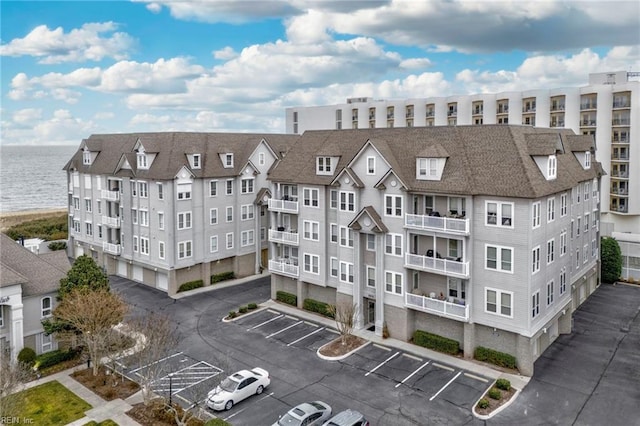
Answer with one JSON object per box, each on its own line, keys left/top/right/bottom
{"left": 1, "top": 145, "right": 78, "bottom": 213}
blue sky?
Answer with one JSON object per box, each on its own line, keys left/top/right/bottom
{"left": 1, "top": 0, "right": 639, "bottom": 145}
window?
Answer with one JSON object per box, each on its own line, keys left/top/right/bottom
{"left": 316, "top": 157, "right": 333, "bottom": 174}
{"left": 532, "top": 202, "right": 541, "bottom": 228}
{"left": 585, "top": 151, "right": 591, "bottom": 169}
{"left": 139, "top": 210, "right": 148, "bottom": 227}
{"left": 547, "top": 155, "right": 557, "bottom": 179}
{"left": 139, "top": 182, "right": 148, "bottom": 198}
{"left": 241, "top": 178, "right": 254, "bottom": 194}
{"left": 157, "top": 183, "right": 164, "bottom": 200}
{"left": 132, "top": 209, "right": 138, "bottom": 224}
{"left": 192, "top": 154, "right": 201, "bottom": 169}
{"left": 486, "top": 201, "right": 513, "bottom": 226}
{"left": 385, "top": 271, "right": 403, "bottom": 295}
{"left": 560, "top": 193, "right": 568, "bottom": 216}
{"left": 133, "top": 236, "right": 139, "bottom": 252}
{"left": 178, "top": 241, "right": 192, "bottom": 259}
{"left": 366, "top": 234, "right": 376, "bottom": 251}
{"left": 210, "top": 236, "right": 218, "bottom": 253}
{"left": 340, "top": 191, "right": 355, "bottom": 211}
{"left": 177, "top": 184, "right": 191, "bottom": 200}
{"left": 304, "top": 254, "right": 320, "bottom": 274}
{"left": 0, "top": 306, "right": 3, "bottom": 327}
{"left": 177, "top": 212, "right": 192, "bottom": 229}
{"left": 385, "top": 234, "right": 402, "bottom": 256}
{"left": 330, "top": 223, "right": 338, "bottom": 243}
{"left": 330, "top": 190, "right": 338, "bottom": 209}
{"left": 577, "top": 216, "right": 581, "bottom": 236}
{"left": 417, "top": 158, "right": 439, "bottom": 179}
{"left": 486, "top": 288, "right": 512, "bottom": 317}
{"left": 547, "top": 280, "right": 555, "bottom": 305}
{"left": 560, "top": 231, "right": 567, "bottom": 256}
{"left": 367, "top": 266, "right": 376, "bottom": 287}
{"left": 547, "top": 198, "right": 555, "bottom": 222}
{"left": 137, "top": 152, "right": 148, "bottom": 169}
{"left": 303, "top": 188, "right": 319, "bottom": 207}
{"left": 261, "top": 227, "right": 266, "bottom": 241}
{"left": 576, "top": 185, "right": 581, "bottom": 203}
{"left": 157, "top": 212, "right": 164, "bottom": 230}
{"left": 226, "top": 233, "right": 234, "bottom": 249}
{"left": 547, "top": 239, "right": 555, "bottom": 264}
{"left": 532, "top": 246, "right": 541, "bottom": 273}
{"left": 583, "top": 244, "right": 589, "bottom": 264}
{"left": 226, "top": 206, "right": 233, "bottom": 222}
{"left": 241, "top": 205, "right": 255, "bottom": 220}
{"left": 559, "top": 268, "right": 567, "bottom": 294}
{"left": 73, "top": 219, "right": 81, "bottom": 233}
{"left": 210, "top": 208, "right": 218, "bottom": 225}
{"left": 532, "top": 292, "right": 540, "bottom": 318}
{"left": 73, "top": 197, "right": 80, "bottom": 210}
{"left": 84, "top": 222, "right": 93, "bottom": 236}
{"left": 385, "top": 195, "right": 402, "bottom": 217}
{"left": 158, "top": 241, "right": 165, "bottom": 259}
{"left": 241, "top": 230, "right": 255, "bottom": 246}
{"left": 367, "top": 156, "right": 376, "bottom": 174}
{"left": 448, "top": 239, "right": 460, "bottom": 258}
{"left": 96, "top": 200, "right": 101, "bottom": 214}
{"left": 224, "top": 153, "right": 234, "bottom": 167}
{"left": 140, "top": 237, "right": 149, "bottom": 255}
{"left": 85, "top": 199, "right": 92, "bottom": 212}
{"left": 330, "top": 257, "right": 338, "bottom": 278}
{"left": 97, "top": 224, "right": 102, "bottom": 239}
{"left": 41, "top": 333, "right": 52, "bottom": 353}
{"left": 584, "top": 213, "right": 590, "bottom": 233}
{"left": 584, "top": 182, "right": 590, "bottom": 200}
{"left": 486, "top": 245, "right": 513, "bottom": 273}
{"left": 131, "top": 181, "right": 138, "bottom": 196}
{"left": 340, "top": 261, "right": 354, "bottom": 283}
{"left": 209, "top": 180, "right": 218, "bottom": 197}
{"left": 592, "top": 239, "right": 597, "bottom": 257}
{"left": 303, "top": 221, "right": 319, "bottom": 241}
{"left": 41, "top": 297, "right": 52, "bottom": 318}
{"left": 259, "top": 152, "right": 265, "bottom": 165}
{"left": 576, "top": 248, "right": 581, "bottom": 268}
{"left": 340, "top": 226, "right": 354, "bottom": 247}
{"left": 83, "top": 149, "right": 91, "bottom": 165}
{"left": 226, "top": 179, "right": 234, "bottom": 195}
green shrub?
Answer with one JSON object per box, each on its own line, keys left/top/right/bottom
{"left": 18, "top": 347, "right": 37, "bottom": 366}
{"left": 488, "top": 387, "right": 502, "bottom": 400}
{"left": 276, "top": 291, "right": 297, "bottom": 306}
{"left": 412, "top": 330, "right": 460, "bottom": 355}
{"left": 177, "top": 279, "right": 204, "bottom": 292}
{"left": 474, "top": 346, "right": 517, "bottom": 369}
{"left": 205, "top": 419, "right": 232, "bottom": 426}
{"left": 248, "top": 302, "right": 258, "bottom": 310}
{"left": 211, "top": 271, "right": 235, "bottom": 284}
{"left": 496, "top": 378, "right": 511, "bottom": 391}
{"left": 48, "top": 241, "right": 67, "bottom": 251}
{"left": 5, "top": 214, "right": 68, "bottom": 241}
{"left": 239, "top": 306, "right": 248, "bottom": 314}
{"left": 35, "top": 348, "right": 80, "bottom": 370}
{"left": 228, "top": 311, "right": 237, "bottom": 319}
{"left": 601, "top": 237, "right": 622, "bottom": 284}
{"left": 477, "top": 398, "right": 490, "bottom": 409}
{"left": 303, "top": 298, "right": 334, "bottom": 318}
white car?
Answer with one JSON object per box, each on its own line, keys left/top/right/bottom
{"left": 273, "top": 401, "right": 332, "bottom": 426}
{"left": 206, "top": 367, "right": 270, "bottom": 411}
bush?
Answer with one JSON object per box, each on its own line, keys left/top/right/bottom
{"left": 18, "top": 347, "right": 37, "bottom": 366}
{"left": 205, "top": 419, "right": 232, "bottom": 426}
{"left": 211, "top": 271, "right": 235, "bottom": 284}
{"left": 35, "top": 348, "right": 80, "bottom": 370}
{"left": 303, "top": 298, "right": 334, "bottom": 318}
{"left": 412, "top": 330, "right": 460, "bottom": 355}
{"left": 248, "top": 303, "right": 258, "bottom": 310}
{"left": 178, "top": 279, "right": 204, "bottom": 292}
{"left": 477, "top": 398, "right": 490, "bottom": 409}
{"left": 48, "top": 241, "right": 67, "bottom": 251}
{"left": 239, "top": 306, "right": 248, "bottom": 314}
{"left": 488, "top": 387, "right": 502, "bottom": 400}
{"left": 601, "top": 237, "right": 622, "bottom": 284}
{"left": 276, "top": 291, "right": 297, "bottom": 306}
{"left": 496, "top": 378, "right": 511, "bottom": 391}
{"left": 5, "top": 214, "right": 68, "bottom": 241}
{"left": 474, "top": 346, "right": 517, "bottom": 369}
{"left": 228, "top": 311, "right": 237, "bottom": 319}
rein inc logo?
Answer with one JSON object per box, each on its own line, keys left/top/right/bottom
{"left": 1, "top": 418, "right": 34, "bottom": 424}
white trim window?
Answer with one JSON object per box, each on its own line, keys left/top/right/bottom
{"left": 158, "top": 212, "right": 165, "bottom": 230}
{"left": 210, "top": 236, "right": 218, "bottom": 253}
{"left": 330, "top": 257, "right": 338, "bottom": 278}
{"left": 367, "top": 266, "right": 376, "bottom": 288}
{"left": 532, "top": 201, "right": 541, "bottom": 228}
{"left": 547, "top": 197, "right": 555, "bottom": 222}
{"left": 224, "top": 153, "right": 234, "bottom": 168}
{"left": 139, "top": 181, "right": 148, "bottom": 198}
{"left": 226, "top": 232, "right": 234, "bottom": 249}
{"left": 385, "top": 234, "right": 402, "bottom": 256}
{"left": 559, "top": 267, "right": 567, "bottom": 295}
{"left": 532, "top": 246, "right": 541, "bottom": 274}
{"left": 210, "top": 208, "right": 218, "bottom": 225}
{"left": 584, "top": 213, "right": 590, "bottom": 233}
{"left": 547, "top": 239, "right": 555, "bottom": 264}
{"left": 584, "top": 182, "right": 590, "bottom": 200}
{"left": 133, "top": 236, "right": 138, "bottom": 252}
{"left": 316, "top": 157, "right": 333, "bottom": 174}
{"left": 486, "top": 244, "right": 513, "bottom": 273}
{"left": 177, "top": 212, "right": 192, "bottom": 230}
{"left": 159, "top": 241, "right": 165, "bottom": 259}
{"left": 241, "top": 204, "right": 255, "bottom": 221}
{"left": 73, "top": 197, "right": 80, "bottom": 210}
{"left": 139, "top": 210, "right": 149, "bottom": 227}
{"left": 330, "top": 190, "right": 338, "bottom": 209}
{"left": 226, "top": 179, "right": 234, "bottom": 195}
{"left": 178, "top": 240, "right": 192, "bottom": 259}
{"left": 41, "top": 333, "right": 52, "bottom": 353}
{"left": 340, "top": 261, "right": 354, "bottom": 283}
{"left": 560, "top": 193, "right": 568, "bottom": 216}
{"left": 576, "top": 216, "right": 581, "bottom": 236}
{"left": 366, "top": 234, "right": 376, "bottom": 251}
{"left": 96, "top": 200, "right": 101, "bottom": 215}
{"left": 157, "top": 183, "right": 164, "bottom": 200}
{"left": 97, "top": 224, "right": 102, "bottom": 239}
{"left": 85, "top": 222, "right": 93, "bottom": 237}
{"left": 140, "top": 237, "right": 149, "bottom": 255}
{"left": 41, "top": 297, "right": 52, "bottom": 318}
{"left": 339, "top": 226, "right": 354, "bottom": 247}
{"left": 259, "top": 152, "right": 265, "bottom": 165}
{"left": 73, "top": 219, "right": 80, "bottom": 233}
{"left": 131, "top": 181, "right": 137, "bottom": 197}
{"left": 209, "top": 180, "right": 218, "bottom": 197}
{"left": 547, "top": 280, "right": 555, "bottom": 305}
{"left": 177, "top": 184, "right": 191, "bottom": 200}
{"left": 85, "top": 198, "right": 92, "bottom": 212}
{"left": 303, "top": 220, "right": 319, "bottom": 241}
{"left": 560, "top": 230, "right": 567, "bottom": 256}
{"left": 303, "top": 188, "right": 319, "bottom": 207}
{"left": 303, "top": 253, "right": 320, "bottom": 274}
{"left": 241, "top": 230, "right": 254, "bottom": 246}
{"left": 367, "top": 156, "right": 375, "bottom": 175}
{"left": 385, "top": 195, "right": 402, "bottom": 217}
{"left": 241, "top": 178, "right": 254, "bottom": 194}
{"left": 385, "top": 271, "right": 403, "bottom": 295}
{"left": 583, "top": 244, "right": 589, "bottom": 264}
{"left": 330, "top": 223, "right": 338, "bottom": 243}
{"left": 532, "top": 291, "right": 540, "bottom": 319}
{"left": 132, "top": 209, "right": 138, "bottom": 224}
{"left": 192, "top": 154, "right": 201, "bottom": 169}
{"left": 226, "top": 206, "right": 233, "bottom": 223}
{"left": 339, "top": 191, "right": 355, "bottom": 212}
{"left": 592, "top": 239, "right": 597, "bottom": 257}
{"left": 547, "top": 155, "right": 557, "bottom": 179}
{"left": 83, "top": 149, "right": 92, "bottom": 165}
{"left": 486, "top": 201, "right": 513, "bottom": 227}
{"left": 417, "top": 158, "right": 439, "bottom": 179}
{"left": 485, "top": 288, "right": 513, "bottom": 317}
{"left": 585, "top": 151, "right": 591, "bottom": 169}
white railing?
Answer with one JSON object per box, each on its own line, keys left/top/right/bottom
{"left": 102, "top": 242, "right": 121, "bottom": 255}
{"left": 268, "top": 199, "right": 299, "bottom": 213}
{"left": 269, "top": 259, "right": 299, "bottom": 277}
{"left": 102, "top": 216, "right": 121, "bottom": 228}
{"left": 405, "top": 293, "right": 469, "bottom": 321}
{"left": 101, "top": 190, "right": 120, "bottom": 202}
{"left": 405, "top": 214, "right": 469, "bottom": 234}
{"left": 405, "top": 253, "right": 469, "bottom": 277}
{"left": 268, "top": 229, "right": 299, "bottom": 245}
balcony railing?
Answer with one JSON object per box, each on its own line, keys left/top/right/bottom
{"left": 497, "top": 106, "right": 509, "bottom": 114}
{"left": 580, "top": 102, "right": 597, "bottom": 110}
{"left": 613, "top": 100, "right": 631, "bottom": 108}
{"left": 425, "top": 111, "right": 435, "bottom": 117}
{"left": 550, "top": 121, "right": 565, "bottom": 128}
{"left": 268, "top": 198, "right": 299, "bottom": 214}
{"left": 611, "top": 188, "right": 628, "bottom": 195}
{"left": 268, "top": 229, "right": 299, "bottom": 245}
{"left": 611, "top": 205, "right": 629, "bottom": 213}
{"left": 101, "top": 190, "right": 120, "bottom": 202}
{"left": 405, "top": 213, "right": 469, "bottom": 234}
{"left": 581, "top": 120, "right": 597, "bottom": 127}
{"left": 405, "top": 293, "right": 469, "bottom": 322}
{"left": 550, "top": 104, "right": 565, "bottom": 111}
{"left": 612, "top": 153, "right": 629, "bottom": 160}
{"left": 612, "top": 137, "right": 629, "bottom": 144}
{"left": 102, "top": 216, "right": 121, "bottom": 228}
{"left": 611, "top": 171, "right": 629, "bottom": 178}
{"left": 405, "top": 253, "right": 469, "bottom": 278}
{"left": 103, "top": 242, "right": 121, "bottom": 255}
{"left": 612, "top": 118, "right": 631, "bottom": 126}
{"left": 269, "top": 259, "right": 299, "bottom": 277}
{"left": 447, "top": 109, "right": 457, "bottom": 117}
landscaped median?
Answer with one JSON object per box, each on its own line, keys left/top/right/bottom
{"left": 473, "top": 377, "right": 519, "bottom": 419}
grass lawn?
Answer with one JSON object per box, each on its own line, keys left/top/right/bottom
{"left": 14, "top": 380, "right": 92, "bottom": 426}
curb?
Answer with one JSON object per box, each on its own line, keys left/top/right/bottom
{"left": 221, "top": 306, "right": 269, "bottom": 323}
{"left": 472, "top": 381, "right": 521, "bottom": 420}
{"left": 317, "top": 338, "right": 371, "bottom": 361}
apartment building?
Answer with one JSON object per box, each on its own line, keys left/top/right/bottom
{"left": 64, "top": 132, "right": 298, "bottom": 295}
{"left": 286, "top": 71, "right": 639, "bottom": 280}
{"left": 267, "top": 125, "right": 602, "bottom": 375}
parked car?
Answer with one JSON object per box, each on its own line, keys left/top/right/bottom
{"left": 323, "top": 409, "right": 369, "bottom": 426}
{"left": 206, "top": 367, "right": 270, "bottom": 411}
{"left": 273, "top": 401, "right": 332, "bottom": 426}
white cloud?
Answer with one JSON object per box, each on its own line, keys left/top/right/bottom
{"left": 213, "top": 46, "right": 238, "bottom": 60}
{"left": 93, "top": 112, "right": 115, "bottom": 120}
{"left": 399, "top": 58, "right": 432, "bottom": 69}
{"left": 1, "top": 109, "right": 96, "bottom": 145}
{"left": 99, "top": 58, "right": 205, "bottom": 93}
{"left": 145, "top": 2, "right": 162, "bottom": 13}
{"left": 12, "top": 108, "right": 42, "bottom": 125}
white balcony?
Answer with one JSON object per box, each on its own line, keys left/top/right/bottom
{"left": 405, "top": 253, "right": 469, "bottom": 278}
{"left": 269, "top": 259, "right": 299, "bottom": 278}
{"left": 269, "top": 229, "right": 299, "bottom": 246}
{"left": 405, "top": 213, "right": 469, "bottom": 235}
{"left": 405, "top": 293, "right": 469, "bottom": 322}
{"left": 101, "top": 190, "right": 120, "bottom": 202}
{"left": 103, "top": 242, "right": 122, "bottom": 255}
{"left": 102, "top": 216, "right": 121, "bottom": 228}
{"left": 268, "top": 198, "right": 299, "bottom": 214}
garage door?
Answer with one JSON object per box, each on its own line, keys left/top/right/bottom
{"left": 156, "top": 272, "right": 168, "bottom": 291}
{"left": 117, "top": 260, "right": 127, "bottom": 277}
{"left": 133, "top": 265, "right": 143, "bottom": 282}
{"left": 75, "top": 245, "right": 84, "bottom": 258}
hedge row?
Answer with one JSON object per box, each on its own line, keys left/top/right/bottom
{"left": 276, "top": 291, "right": 297, "bottom": 306}
{"left": 474, "top": 346, "right": 517, "bottom": 369}
{"left": 177, "top": 279, "right": 204, "bottom": 292}
{"left": 412, "top": 330, "right": 460, "bottom": 355}
{"left": 211, "top": 271, "right": 235, "bottom": 284}
{"left": 303, "top": 298, "right": 334, "bottom": 319}
{"left": 35, "top": 348, "right": 80, "bottom": 370}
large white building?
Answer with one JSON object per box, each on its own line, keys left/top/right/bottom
{"left": 286, "top": 71, "right": 640, "bottom": 280}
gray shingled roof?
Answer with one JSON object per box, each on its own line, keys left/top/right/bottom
{"left": 0, "top": 234, "right": 70, "bottom": 296}
{"left": 268, "top": 125, "right": 602, "bottom": 199}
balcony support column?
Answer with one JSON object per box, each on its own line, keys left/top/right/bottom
{"left": 463, "top": 322, "right": 475, "bottom": 359}
{"left": 374, "top": 233, "right": 385, "bottom": 337}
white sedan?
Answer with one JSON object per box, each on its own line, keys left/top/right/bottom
{"left": 273, "top": 401, "right": 332, "bottom": 426}
{"left": 206, "top": 367, "right": 270, "bottom": 411}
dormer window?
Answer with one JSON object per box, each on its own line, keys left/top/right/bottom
{"left": 137, "top": 148, "right": 148, "bottom": 170}
{"left": 547, "top": 155, "right": 557, "bottom": 179}
{"left": 82, "top": 148, "right": 92, "bottom": 165}
{"left": 416, "top": 158, "right": 444, "bottom": 181}
{"left": 585, "top": 151, "right": 591, "bottom": 169}
{"left": 190, "top": 154, "right": 201, "bottom": 169}
{"left": 316, "top": 157, "right": 333, "bottom": 175}
{"left": 224, "top": 153, "right": 234, "bottom": 168}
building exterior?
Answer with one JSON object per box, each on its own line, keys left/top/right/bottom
{"left": 267, "top": 125, "right": 602, "bottom": 375}
{"left": 64, "top": 132, "right": 298, "bottom": 295}
{"left": 0, "top": 233, "right": 70, "bottom": 359}
{"left": 286, "top": 71, "right": 639, "bottom": 280}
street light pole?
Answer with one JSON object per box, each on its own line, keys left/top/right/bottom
{"left": 169, "top": 373, "right": 173, "bottom": 406}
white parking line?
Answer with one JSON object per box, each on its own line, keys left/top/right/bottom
{"left": 432, "top": 362, "right": 454, "bottom": 372}
{"left": 287, "top": 326, "right": 325, "bottom": 346}
{"left": 130, "top": 351, "right": 184, "bottom": 373}
{"left": 464, "top": 372, "right": 488, "bottom": 383}
{"left": 267, "top": 320, "right": 303, "bottom": 338}
{"left": 403, "top": 353, "right": 422, "bottom": 362}
{"left": 248, "top": 314, "right": 284, "bottom": 331}
{"left": 429, "top": 371, "right": 462, "bottom": 401}
{"left": 365, "top": 351, "right": 400, "bottom": 377}
{"left": 373, "top": 343, "right": 391, "bottom": 352}
{"left": 395, "top": 361, "right": 430, "bottom": 388}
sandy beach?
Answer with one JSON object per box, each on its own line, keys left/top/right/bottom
{"left": 0, "top": 208, "right": 67, "bottom": 231}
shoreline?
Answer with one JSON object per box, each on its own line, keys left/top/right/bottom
{"left": 0, "top": 208, "right": 67, "bottom": 231}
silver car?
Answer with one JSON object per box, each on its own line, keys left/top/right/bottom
{"left": 273, "top": 401, "right": 332, "bottom": 426}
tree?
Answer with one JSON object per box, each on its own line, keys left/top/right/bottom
{"left": 327, "top": 303, "right": 359, "bottom": 345}
{"left": 51, "top": 288, "right": 128, "bottom": 375}
{"left": 0, "top": 349, "right": 32, "bottom": 418}
{"left": 601, "top": 237, "right": 622, "bottom": 283}
{"left": 58, "top": 255, "right": 109, "bottom": 300}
